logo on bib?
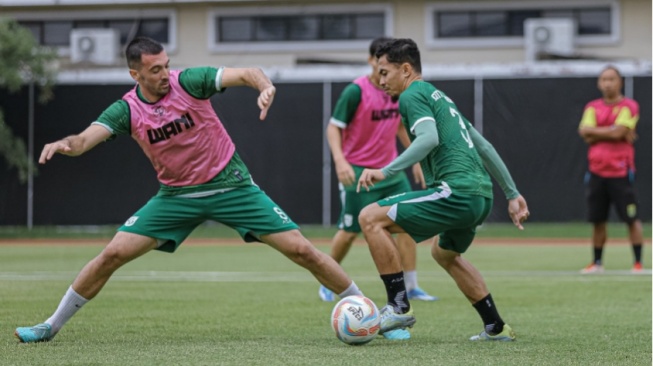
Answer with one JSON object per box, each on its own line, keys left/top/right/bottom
{"left": 147, "top": 113, "right": 196, "bottom": 144}
{"left": 344, "top": 214, "right": 353, "bottom": 228}
{"left": 153, "top": 106, "right": 166, "bottom": 117}
{"left": 125, "top": 216, "right": 139, "bottom": 227}
{"left": 627, "top": 204, "right": 637, "bottom": 218}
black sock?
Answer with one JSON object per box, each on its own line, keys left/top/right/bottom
{"left": 380, "top": 272, "right": 410, "bottom": 314}
{"left": 593, "top": 248, "right": 603, "bottom": 265}
{"left": 472, "top": 294, "right": 505, "bottom": 335}
{"left": 633, "top": 244, "right": 642, "bottom": 263}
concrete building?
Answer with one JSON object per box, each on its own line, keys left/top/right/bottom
{"left": 1, "top": 0, "right": 650, "bottom": 80}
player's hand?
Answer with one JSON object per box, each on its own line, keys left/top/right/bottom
{"left": 335, "top": 160, "right": 356, "bottom": 187}
{"left": 39, "top": 139, "right": 72, "bottom": 164}
{"left": 412, "top": 163, "right": 426, "bottom": 189}
{"left": 625, "top": 129, "right": 638, "bottom": 144}
{"left": 357, "top": 169, "right": 385, "bottom": 193}
{"left": 508, "top": 195, "right": 529, "bottom": 230}
{"left": 258, "top": 86, "right": 276, "bottom": 120}
{"left": 583, "top": 136, "right": 597, "bottom": 144}
{"left": 578, "top": 128, "right": 595, "bottom": 144}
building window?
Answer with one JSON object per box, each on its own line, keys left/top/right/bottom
{"left": 354, "top": 14, "right": 386, "bottom": 39}
{"left": 219, "top": 17, "right": 253, "bottom": 42}
{"left": 577, "top": 9, "right": 611, "bottom": 34}
{"left": 426, "top": 1, "right": 619, "bottom": 48}
{"left": 19, "top": 18, "right": 170, "bottom": 47}
{"left": 290, "top": 16, "right": 319, "bottom": 40}
{"left": 137, "top": 19, "right": 170, "bottom": 44}
{"left": 217, "top": 13, "right": 384, "bottom": 43}
{"left": 435, "top": 8, "right": 611, "bottom": 38}
{"left": 11, "top": 9, "right": 177, "bottom": 54}
{"left": 20, "top": 21, "right": 43, "bottom": 44}
{"left": 43, "top": 21, "right": 74, "bottom": 46}
{"left": 209, "top": 4, "right": 393, "bottom": 52}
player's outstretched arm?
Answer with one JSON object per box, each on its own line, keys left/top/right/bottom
{"left": 39, "top": 124, "right": 111, "bottom": 164}
{"left": 469, "top": 128, "right": 530, "bottom": 229}
{"left": 221, "top": 68, "right": 276, "bottom": 120}
{"left": 396, "top": 124, "right": 426, "bottom": 188}
{"left": 469, "top": 127, "right": 520, "bottom": 199}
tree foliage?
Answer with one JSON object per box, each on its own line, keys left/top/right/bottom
{"left": 0, "top": 18, "right": 58, "bottom": 183}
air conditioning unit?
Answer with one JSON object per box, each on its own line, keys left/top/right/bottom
{"left": 524, "top": 18, "right": 576, "bottom": 62}
{"left": 70, "top": 29, "right": 120, "bottom": 65}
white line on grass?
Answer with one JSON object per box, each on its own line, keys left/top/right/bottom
{"left": 0, "top": 269, "right": 649, "bottom": 282}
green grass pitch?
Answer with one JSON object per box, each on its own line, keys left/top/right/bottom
{"left": 0, "top": 223, "right": 651, "bottom": 365}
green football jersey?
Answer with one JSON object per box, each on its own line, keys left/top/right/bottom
{"left": 398, "top": 81, "right": 492, "bottom": 198}
{"left": 331, "top": 83, "right": 361, "bottom": 126}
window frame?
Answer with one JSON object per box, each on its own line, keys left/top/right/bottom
{"left": 425, "top": 0, "right": 620, "bottom": 49}
{"left": 207, "top": 4, "right": 394, "bottom": 53}
{"left": 9, "top": 8, "right": 178, "bottom": 55}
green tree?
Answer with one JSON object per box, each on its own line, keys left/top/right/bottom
{"left": 0, "top": 18, "right": 58, "bottom": 183}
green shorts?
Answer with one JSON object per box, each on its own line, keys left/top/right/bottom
{"left": 118, "top": 184, "right": 299, "bottom": 253}
{"left": 338, "top": 171, "right": 411, "bottom": 233}
{"left": 378, "top": 184, "right": 492, "bottom": 253}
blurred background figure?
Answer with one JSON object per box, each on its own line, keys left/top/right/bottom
{"left": 578, "top": 66, "right": 643, "bottom": 274}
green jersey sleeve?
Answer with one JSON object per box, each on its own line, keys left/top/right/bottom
{"left": 178, "top": 67, "right": 222, "bottom": 99}
{"left": 469, "top": 127, "right": 519, "bottom": 199}
{"left": 382, "top": 120, "right": 438, "bottom": 177}
{"left": 330, "top": 83, "right": 361, "bottom": 126}
{"left": 399, "top": 88, "right": 435, "bottom": 133}
{"left": 95, "top": 100, "right": 131, "bottom": 136}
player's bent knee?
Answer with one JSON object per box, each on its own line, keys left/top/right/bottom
{"left": 431, "top": 245, "right": 441, "bottom": 263}
{"left": 431, "top": 244, "right": 456, "bottom": 267}
{"left": 358, "top": 204, "right": 381, "bottom": 231}
{"left": 99, "top": 239, "right": 154, "bottom": 269}
{"left": 269, "top": 233, "right": 321, "bottom": 264}
{"left": 289, "top": 243, "right": 323, "bottom": 267}
{"left": 96, "top": 248, "right": 131, "bottom": 270}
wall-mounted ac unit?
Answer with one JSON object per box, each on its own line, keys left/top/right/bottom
{"left": 524, "top": 18, "right": 576, "bottom": 62}
{"left": 70, "top": 29, "right": 120, "bottom": 65}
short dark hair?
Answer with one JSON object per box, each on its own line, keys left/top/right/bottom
{"left": 369, "top": 37, "right": 392, "bottom": 57}
{"left": 125, "top": 37, "right": 164, "bottom": 69}
{"left": 600, "top": 65, "right": 623, "bottom": 79}
{"left": 375, "top": 38, "right": 422, "bottom": 73}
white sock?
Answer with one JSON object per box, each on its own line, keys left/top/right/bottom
{"left": 45, "top": 286, "right": 89, "bottom": 334}
{"left": 338, "top": 281, "right": 363, "bottom": 299}
{"left": 404, "top": 270, "right": 417, "bottom": 291}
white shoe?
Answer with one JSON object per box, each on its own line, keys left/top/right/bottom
{"left": 379, "top": 305, "right": 416, "bottom": 334}
{"left": 580, "top": 263, "right": 604, "bottom": 274}
{"left": 470, "top": 324, "right": 516, "bottom": 342}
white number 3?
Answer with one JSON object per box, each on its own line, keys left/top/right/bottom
{"left": 449, "top": 107, "right": 473, "bottom": 148}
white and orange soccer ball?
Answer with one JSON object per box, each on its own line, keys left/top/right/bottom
{"left": 330, "top": 295, "right": 380, "bottom": 345}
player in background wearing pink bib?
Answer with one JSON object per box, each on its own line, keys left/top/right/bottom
{"left": 14, "top": 37, "right": 364, "bottom": 344}
{"left": 578, "top": 66, "right": 644, "bottom": 274}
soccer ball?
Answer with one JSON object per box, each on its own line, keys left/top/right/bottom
{"left": 330, "top": 295, "right": 380, "bottom": 345}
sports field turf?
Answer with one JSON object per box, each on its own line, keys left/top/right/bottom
{"left": 1, "top": 223, "right": 651, "bottom": 365}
